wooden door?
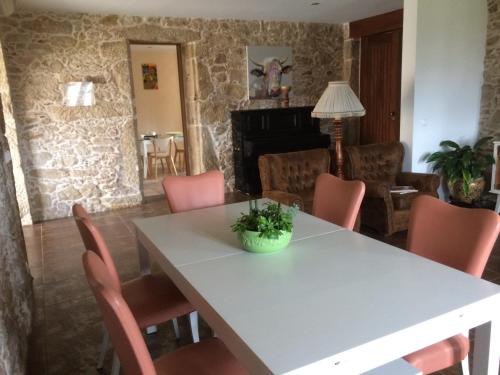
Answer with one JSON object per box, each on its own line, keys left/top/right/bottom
{"left": 359, "top": 29, "right": 402, "bottom": 144}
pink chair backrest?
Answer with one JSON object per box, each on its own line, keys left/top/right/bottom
{"left": 162, "top": 170, "right": 225, "bottom": 213}
{"left": 82, "top": 251, "right": 156, "bottom": 375}
{"left": 72, "top": 204, "right": 121, "bottom": 293}
{"left": 312, "top": 173, "right": 365, "bottom": 230}
{"left": 408, "top": 195, "right": 500, "bottom": 277}
{"left": 72, "top": 203, "right": 91, "bottom": 220}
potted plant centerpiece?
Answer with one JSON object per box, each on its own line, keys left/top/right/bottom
{"left": 425, "top": 137, "right": 495, "bottom": 203}
{"left": 231, "top": 200, "right": 296, "bottom": 253}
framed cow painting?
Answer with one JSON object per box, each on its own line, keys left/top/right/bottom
{"left": 247, "top": 46, "right": 293, "bottom": 100}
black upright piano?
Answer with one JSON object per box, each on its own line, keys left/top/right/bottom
{"left": 231, "top": 106, "right": 331, "bottom": 194}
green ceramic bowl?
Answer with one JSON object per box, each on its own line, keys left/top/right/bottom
{"left": 238, "top": 230, "right": 293, "bottom": 253}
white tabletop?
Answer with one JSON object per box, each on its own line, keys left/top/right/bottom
{"left": 134, "top": 200, "right": 500, "bottom": 374}
{"left": 175, "top": 230, "right": 500, "bottom": 374}
{"left": 134, "top": 199, "right": 343, "bottom": 267}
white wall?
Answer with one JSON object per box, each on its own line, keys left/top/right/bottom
{"left": 400, "top": 0, "right": 488, "bottom": 173}
{"left": 130, "top": 44, "right": 183, "bottom": 136}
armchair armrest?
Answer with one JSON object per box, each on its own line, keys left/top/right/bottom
{"left": 262, "top": 190, "right": 304, "bottom": 210}
{"left": 362, "top": 180, "right": 396, "bottom": 235}
{"left": 396, "top": 172, "right": 440, "bottom": 196}
{"left": 364, "top": 181, "right": 392, "bottom": 199}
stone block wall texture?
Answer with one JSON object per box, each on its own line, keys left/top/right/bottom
{"left": 0, "top": 102, "right": 33, "bottom": 373}
{"left": 341, "top": 23, "right": 361, "bottom": 146}
{"left": 0, "top": 43, "right": 31, "bottom": 224}
{"left": 0, "top": 11, "right": 344, "bottom": 221}
{"left": 480, "top": 0, "right": 500, "bottom": 140}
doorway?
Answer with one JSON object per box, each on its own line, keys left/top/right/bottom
{"left": 351, "top": 10, "right": 403, "bottom": 145}
{"left": 128, "top": 43, "right": 190, "bottom": 198}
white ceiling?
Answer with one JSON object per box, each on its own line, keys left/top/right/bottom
{"left": 17, "top": 0, "right": 403, "bottom": 24}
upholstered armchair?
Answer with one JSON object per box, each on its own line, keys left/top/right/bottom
{"left": 258, "top": 149, "right": 330, "bottom": 213}
{"left": 344, "top": 142, "right": 440, "bottom": 236}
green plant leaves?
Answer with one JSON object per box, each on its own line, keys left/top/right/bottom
{"left": 425, "top": 137, "right": 495, "bottom": 198}
{"left": 439, "top": 140, "right": 460, "bottom": 149}
{"left": 231, "top": 201, "right": 296, "bottom": 239}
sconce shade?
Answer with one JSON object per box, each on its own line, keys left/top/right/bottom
{"left": 312, "top": 81, "right": 365, "bottom": 119}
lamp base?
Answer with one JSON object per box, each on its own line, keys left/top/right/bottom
{"left": 333, "top": 119, "right": 344, "bottom": 179}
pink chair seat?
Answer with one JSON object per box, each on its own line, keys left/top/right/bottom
{"left": 153, "top": 337, "right": 247, "bottom": 375}
{"left": 73, "top": 203, "right": 199, "bottom": 372}
{"left": 122, "top": 273, "right": 193, "bottom": 329}
{"left": 402, "top": 195, "right": 499, "bottom": 373}
{"left": 403, "top": 334, "right": 469, "bottom": 375}
{"left": 83, "top": 250, "right": 247, "bottom": 375}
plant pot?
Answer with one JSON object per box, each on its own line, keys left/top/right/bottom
{"left": 238, "top": 230, "right": 293, "bottom": 253}
{"left": 447, "top": 177, "right": 485, "bottom": 204}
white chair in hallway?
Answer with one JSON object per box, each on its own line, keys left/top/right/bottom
{"left": 148, "top": 136, "right": 176, "bottom": 178}
{"left": 174, "top": 135, "right": 185, "bottom": 172}
{"left": 138, "top": 138, "right": 154, "bottom": 179}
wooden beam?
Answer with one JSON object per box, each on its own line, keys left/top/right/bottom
{"left": 349, "top": 9, "right": 403, "bottom": 39}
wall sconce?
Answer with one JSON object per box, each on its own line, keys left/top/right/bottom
{"left": 62, "top": 81, "right": 95, "bottom": 107}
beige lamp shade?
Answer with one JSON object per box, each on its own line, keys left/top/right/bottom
{"left": 312, "top": 81, "right": 365, "bottom": 119}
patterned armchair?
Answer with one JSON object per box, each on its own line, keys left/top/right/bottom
{"left": 344, "top": 142, "right": 440, "bottom": 236}
{"left": 258, "top": 149, "right": 330, "bottom": 213}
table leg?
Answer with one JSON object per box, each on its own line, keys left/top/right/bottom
{"left": 137, "top": 237, "right": 157, "bottom": 334}
{"left": 143, "top": 142, "right": 148, "bottom": 179}
{"left": 137, "top": 238, "right": 151, "bottom": 276}
{"left": 472, "top": 319, "right": 499, "bottom": 374}
{"left": 147, "top": 154, "right": 153, "bottom": 179}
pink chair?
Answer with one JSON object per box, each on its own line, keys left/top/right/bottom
{"left": 83, "top": 250, "right": 248, "bottom": 375}
{"left": 312, "top": 173, "right": 365, "bottom": 230}
{"left": 162, "top": 170, "right": 225, "bottom": 213}
{"left": 72, "top": 204, "right": 199, "bottom": 371}
{"left": 403, "top": 195, "right": 500, "bottom": 375}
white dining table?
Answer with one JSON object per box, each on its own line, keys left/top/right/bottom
{"left": 133, "top": 199, "right": 500, "bottom": 375}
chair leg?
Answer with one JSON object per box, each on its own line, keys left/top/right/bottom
{"left": 189, "top": 311, "right": 200, "bottom": 343}
{"left": 96, "top": 325, "right": 109, "bottom": 369}
{"left": 172, "top": 318, "right": 181, "bottom": 339}
{"left": 168, "top": 156, "right": 178, "bottom": 176}
{"left": 111, "top": 351, "right": 120, "bottom": 375}
{"left": 461, "top": 355, "right": 470, "bottom": 375}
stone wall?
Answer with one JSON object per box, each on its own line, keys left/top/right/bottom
{"left": 342, "top": 24, "right": 361, "bottom": 146}
{"left": 0, "top": 87, "right": 33, "bottom": 374}
{"left": 0, "top": 12, "right": 344, "bottom": 221}
{"left": 480, "top": 0, "right": 500, "bottom": 140}
{"left": 0, "top": 43, "right": 31, "bottom": 224}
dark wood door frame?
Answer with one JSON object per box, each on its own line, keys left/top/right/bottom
{"left": 350, "top": 9, "right": 403, "bottom": 39}
{"left": 126, "top": 40, "right": 191, "bottom": 176}
{"left": 350, "top": 10, "right": 403, "bottom": 145}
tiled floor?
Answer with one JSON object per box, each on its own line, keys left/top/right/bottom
{"left": 143, "top": 167, "right": 186, "bottom": 198}
{"left": 24, "top": 197, "right": 499, "bottom": 375}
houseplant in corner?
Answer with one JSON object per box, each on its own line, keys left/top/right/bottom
{"left": 425, "top": 137, "right": 495, "bottom": 203}
{"left": 231, "top": 200, "right": 296, "bottom": 253}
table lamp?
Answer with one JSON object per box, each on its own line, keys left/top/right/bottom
{"left": 312, "top": 81, "right": 365, "bottom": 179}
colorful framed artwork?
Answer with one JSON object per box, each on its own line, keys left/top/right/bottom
{"left": 142, "top": 63, "right": 158, "bottom": 90}
{"left": 247, "top": 46, "right": 293, "bottom": 100}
